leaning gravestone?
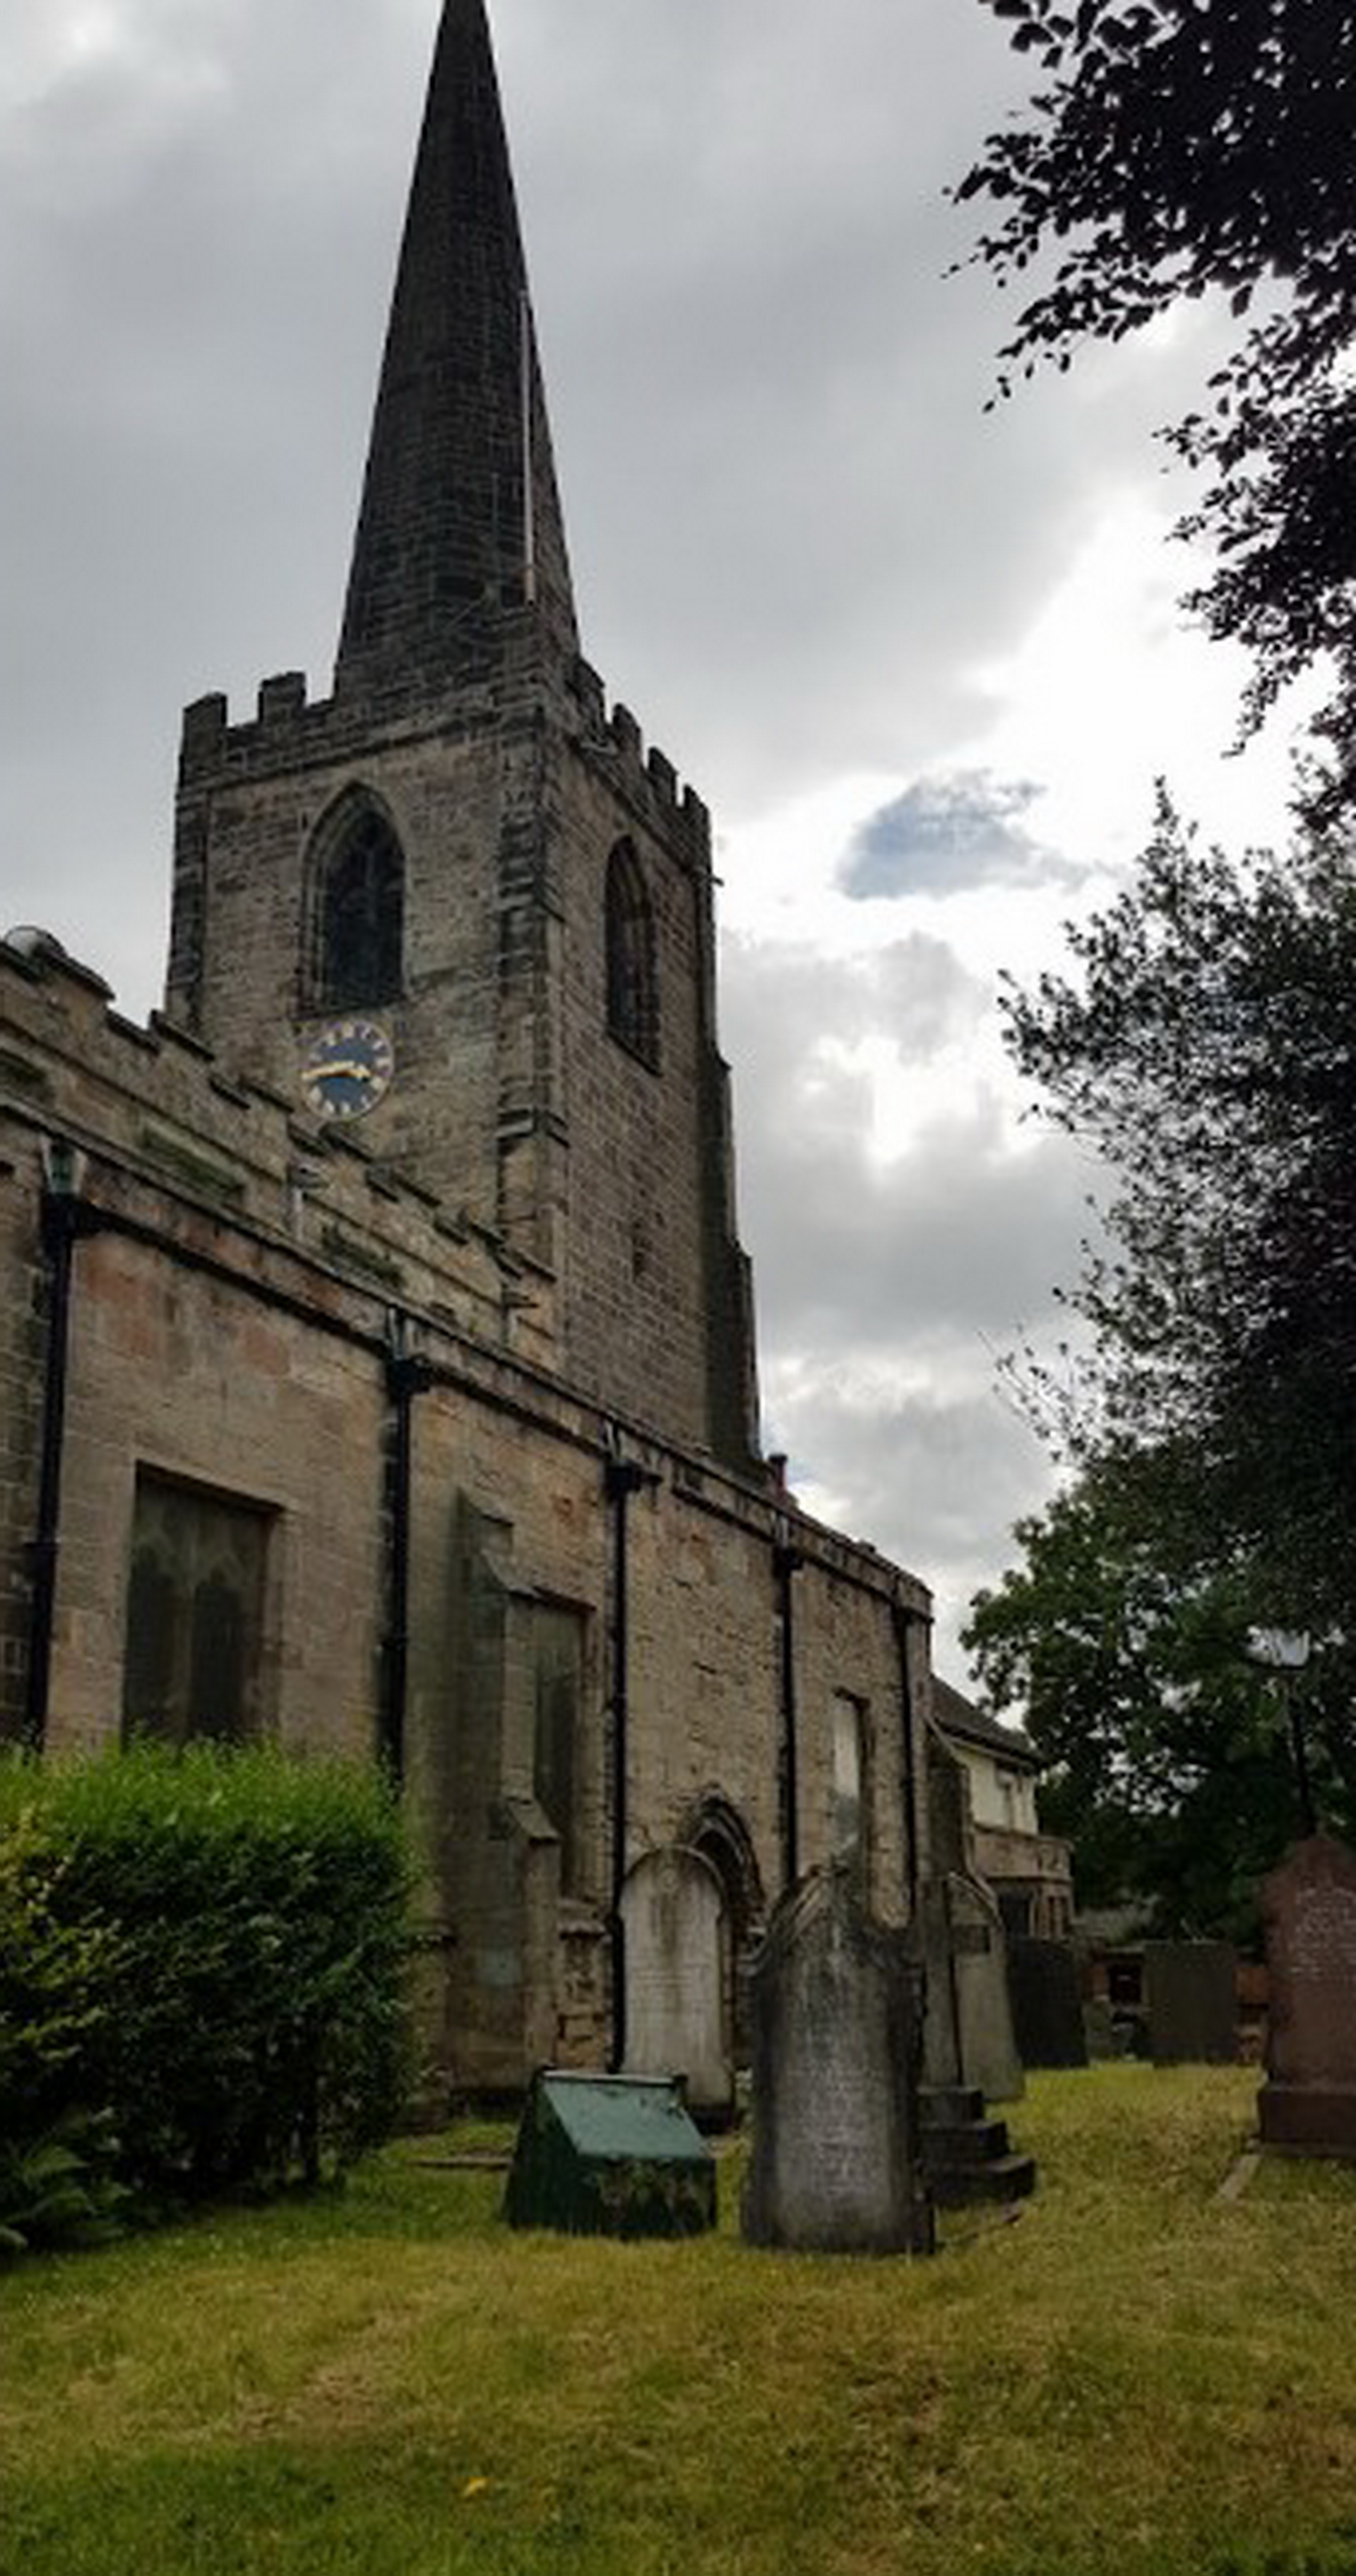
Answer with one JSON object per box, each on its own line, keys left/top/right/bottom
{"left": 742, "top": 1867, "right": 934, "bottom": 2254}
{"left": 1008, "top": 1936, "right": 1089, "bottom": 2069}
{"left": 1146, "top": 1941, "right": 1237, "bottom": 2065}
{"left": 621, "top": 1845, "right": 730, "bottom": 2120}
{"left": 1259, "top": 1835, "right": 1356, "bottom": 2157}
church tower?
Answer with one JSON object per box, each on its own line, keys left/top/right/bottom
{"left": 165, "top": 0, "right": 759, "bottom": 1472}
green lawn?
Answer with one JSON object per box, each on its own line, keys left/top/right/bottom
{"left": 3, "top": 2066, "right": 1355, "bottom": 2576}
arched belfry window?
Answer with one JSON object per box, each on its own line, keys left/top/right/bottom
{"left": 605, "top": 838, "right": 658, "bottom": 1068}
{"left": 309, "top": 792, "right": 404, "bottom": 1010}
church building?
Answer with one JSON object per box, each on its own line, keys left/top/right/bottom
{"left": 0, "top": 0, "right": 936, "bottom": 2106}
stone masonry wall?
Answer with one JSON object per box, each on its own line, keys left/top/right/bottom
{"left": 172, "top": 681, "right": 525, "bottom": 1242}
{"left": 167, "top": 646, "right": 756, "bottom": 1474}
{"left": 1, "top": 940, "right": 931, "bottom": 2090}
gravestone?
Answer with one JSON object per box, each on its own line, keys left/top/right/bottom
{"left": 1008, "top": 1936, "right": 1089, "bottom": 2068}
{"left": 742, "top": 1868, "right": 934, "bottom": 2254}
{"left": 918, "top": 1875, "right": 1024, "bottom": 2102}
{"left": 920, "top": 1720, "right": 1023, "bottom": 2099}
{"left": 621, "top": 1845, "right": 730, "bottom": 2118}
{"left": 1146, "top": 1941, "right": 1238, "bottom": 2065}
{"left": 1259, "top": 1835, "right": 1356, "bottom": 2157}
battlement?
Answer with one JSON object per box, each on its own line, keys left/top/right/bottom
{"left": 179, "top": 657, "right": 715, "bottom": 880}
{"left": 0, "top": 934, "right": 554, "bottom": 1366}
{"left": 569, "top": 659, "right": 711, "bottom": 863}
{"left": 177, "top": 655, "right": 518, "bottom": 789}
{"left": 179, "top": 674, "right": 342, "bottom": 782}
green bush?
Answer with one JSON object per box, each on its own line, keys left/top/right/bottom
{"left": 0, "top": 1743, "right": 414, "bottom": 2229}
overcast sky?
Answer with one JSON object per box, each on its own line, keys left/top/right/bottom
{"left": 1, "top": 0, "right": 1309, "bottom": 1686}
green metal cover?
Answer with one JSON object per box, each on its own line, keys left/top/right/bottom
{"left": 543, "top": 2074, "right": 703, "bottom": 2160}
{"left": 504, "top": 2070, "right": 716, "bottom": 2238}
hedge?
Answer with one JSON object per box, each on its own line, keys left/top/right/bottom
{"left": 0, "top": 1742, "right": 414, "bottom": 2243}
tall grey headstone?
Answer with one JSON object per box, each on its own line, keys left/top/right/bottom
{"left": 1259, "top": 1835, "right": 1356, "bottom": 2157}
{"left": 919, "top": 1875, "right": 1024, "bottom": 2102}
{"left": 742, "top": 1868, "right": 934, "bottom": 2254}
{"left": 621, "top": 1846, "right": 730, "bottom": 2119}
{"left": 1146, "top": 1941, "right": 1237, "bottom": 2065}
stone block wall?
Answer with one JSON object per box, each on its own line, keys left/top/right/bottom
{"left": 1, "top": 938, "right": 932, "bottom": 2096}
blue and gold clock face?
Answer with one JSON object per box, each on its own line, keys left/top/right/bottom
{"left": 300, "top": 1018, "right": 395, "bottom": 1122}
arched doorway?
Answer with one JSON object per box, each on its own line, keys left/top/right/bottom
{"left": 679, "top": 1791, "right": 766, "bottom": 2077}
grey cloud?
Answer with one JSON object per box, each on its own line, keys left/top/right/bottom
{"left": 720, "top": 929, "right": 985, "bottom": 1074}
{"left": 841, "top": 770, "right": 1089, "bottom": 900}
{"left": 720, "top": 932, "right": 1094, "bottom": 1354}
{"left": 766, "top": 1365, "right": 1057, "bottom": 1681}
{"left": 719, "top": 926, "right": 1095, "bottom": 1674}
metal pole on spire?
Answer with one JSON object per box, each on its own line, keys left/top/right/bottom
{"left": 520, "top": 292, "right": 537, "bottom": 604}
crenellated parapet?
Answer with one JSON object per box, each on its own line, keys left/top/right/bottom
{"left": 567, "top": 658, "right": 711, "bottom": 869}
{"left": 179, "top": 664, "right": 513, "bottom": 789}
{"left": 0, "top": 933, "right": 556, "bottom": 1368}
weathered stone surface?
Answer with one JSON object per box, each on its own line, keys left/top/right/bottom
{"left": 918, "top": 1875, "right": 1024, "bottom": 2102}
{"left": 1259, "top": 1835, "right": 1356, "bottom": 2157}
{"left": 622, "top": 1845, "right": 730, "bottom": 2118}
{"left": 1008, "top": 1936, "right": 1088, "bottom": 2070}
{"left": 1146, "top": 1941, "right": 1237, "bottom": 2066}
{"left": 742, "top": 1868, "right": 934, "bottom": 2255}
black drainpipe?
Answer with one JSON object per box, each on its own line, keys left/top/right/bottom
{"left": 381, "top": 1318, "right": 432, "bottom": 1788}
{"left": 605, "top": 1451, "right": 649, "bottom": 2071}
{"left": 893, "top": 1597, "right": 922, "bottom": 1912}
{"left": 25, "top": 1151, "right": 101, "bottom": 1753}
{"left": 773, "top": 1532, "right": 803, "bottom": 1890}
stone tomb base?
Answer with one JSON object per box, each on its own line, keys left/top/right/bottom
{"left": 1259, "top": 2082, "right": 1356, "bottom": 2157}
{"left": 1258, "top": 1834, "right": 1356, "bottom": 2162}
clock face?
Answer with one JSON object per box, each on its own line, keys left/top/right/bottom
{"left": 300, "top": 1018, "right": 395, "bottom": 1122}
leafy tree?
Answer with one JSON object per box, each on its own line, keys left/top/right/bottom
{"left": 1003, "top": 788, "right": 1356, "bottom": 1637}
{"left": 969, "top": 792, "right": 1356, "bottom": 1922}
{"left": 965, "top": 1457, "right": 1356, "bottom": 1936}
{"left": 957, "top": 0, "right": 1356, "bottom": 782}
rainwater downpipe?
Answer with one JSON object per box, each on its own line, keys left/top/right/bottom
{"left": 25, "top": 1145, "right": 97, "bottom": 1753}
{"left": 773, "top": 1530, "right": 803, "bottom": 1891}
{"left": 381, "top": 1315, "right": 432, "bottom": 1789}
{"left": 892, "top": 1596, "right": 923, "bottom": 1912}
{"left": 605, "top": 1450, "right": 648, "bottom": 2071}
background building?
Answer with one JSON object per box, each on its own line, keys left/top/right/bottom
{"left": 932, "top": 1677, "right": 1074, "bottom": 1940}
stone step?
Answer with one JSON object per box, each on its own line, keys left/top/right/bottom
{"left": 928, "top": 2150, "right": 1037, "bottom": 2210}
{"left": 919, "top": 2085, "right": 986, "bottom": 2127}
{"left": 922, "top": 2115, "right": 1012, "bottom": 2166}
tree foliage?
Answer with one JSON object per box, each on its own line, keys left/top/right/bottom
{"left": 958, "top": 0, "right": 1356, "bottom": 775}
{"left": 970, "top": 794, "right": 1356, "bottom": 1922}
{"left": 0, "top": 1743, "right": 414, "bottom": 2233}
{"left": 1003, "top": 788, "right": 1356, "bottom": 1632}
{"left": 965, "top": 1457, "right": 1356, "bottom": 1936}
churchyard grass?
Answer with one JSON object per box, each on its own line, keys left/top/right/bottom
{"left": 3, "top": 2064, "right": 1355, "bottom": 2576}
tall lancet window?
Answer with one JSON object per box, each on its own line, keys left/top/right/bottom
{"left": 605, "top": 839, "right": 658, "bottom": 1069}
{"left": 309, "top": 792, "right": 404, "bottom": 1010}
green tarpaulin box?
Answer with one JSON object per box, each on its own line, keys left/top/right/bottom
{"left": 504, "top": 2070, "right": 717, "bottom": 2238}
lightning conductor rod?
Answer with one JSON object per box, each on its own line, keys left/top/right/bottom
{"left": 520, "top": 292, "right": 537, "bottom": 604}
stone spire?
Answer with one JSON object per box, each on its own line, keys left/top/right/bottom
{"left": 335, "top": 0, "right": 577, "bottom": 697}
